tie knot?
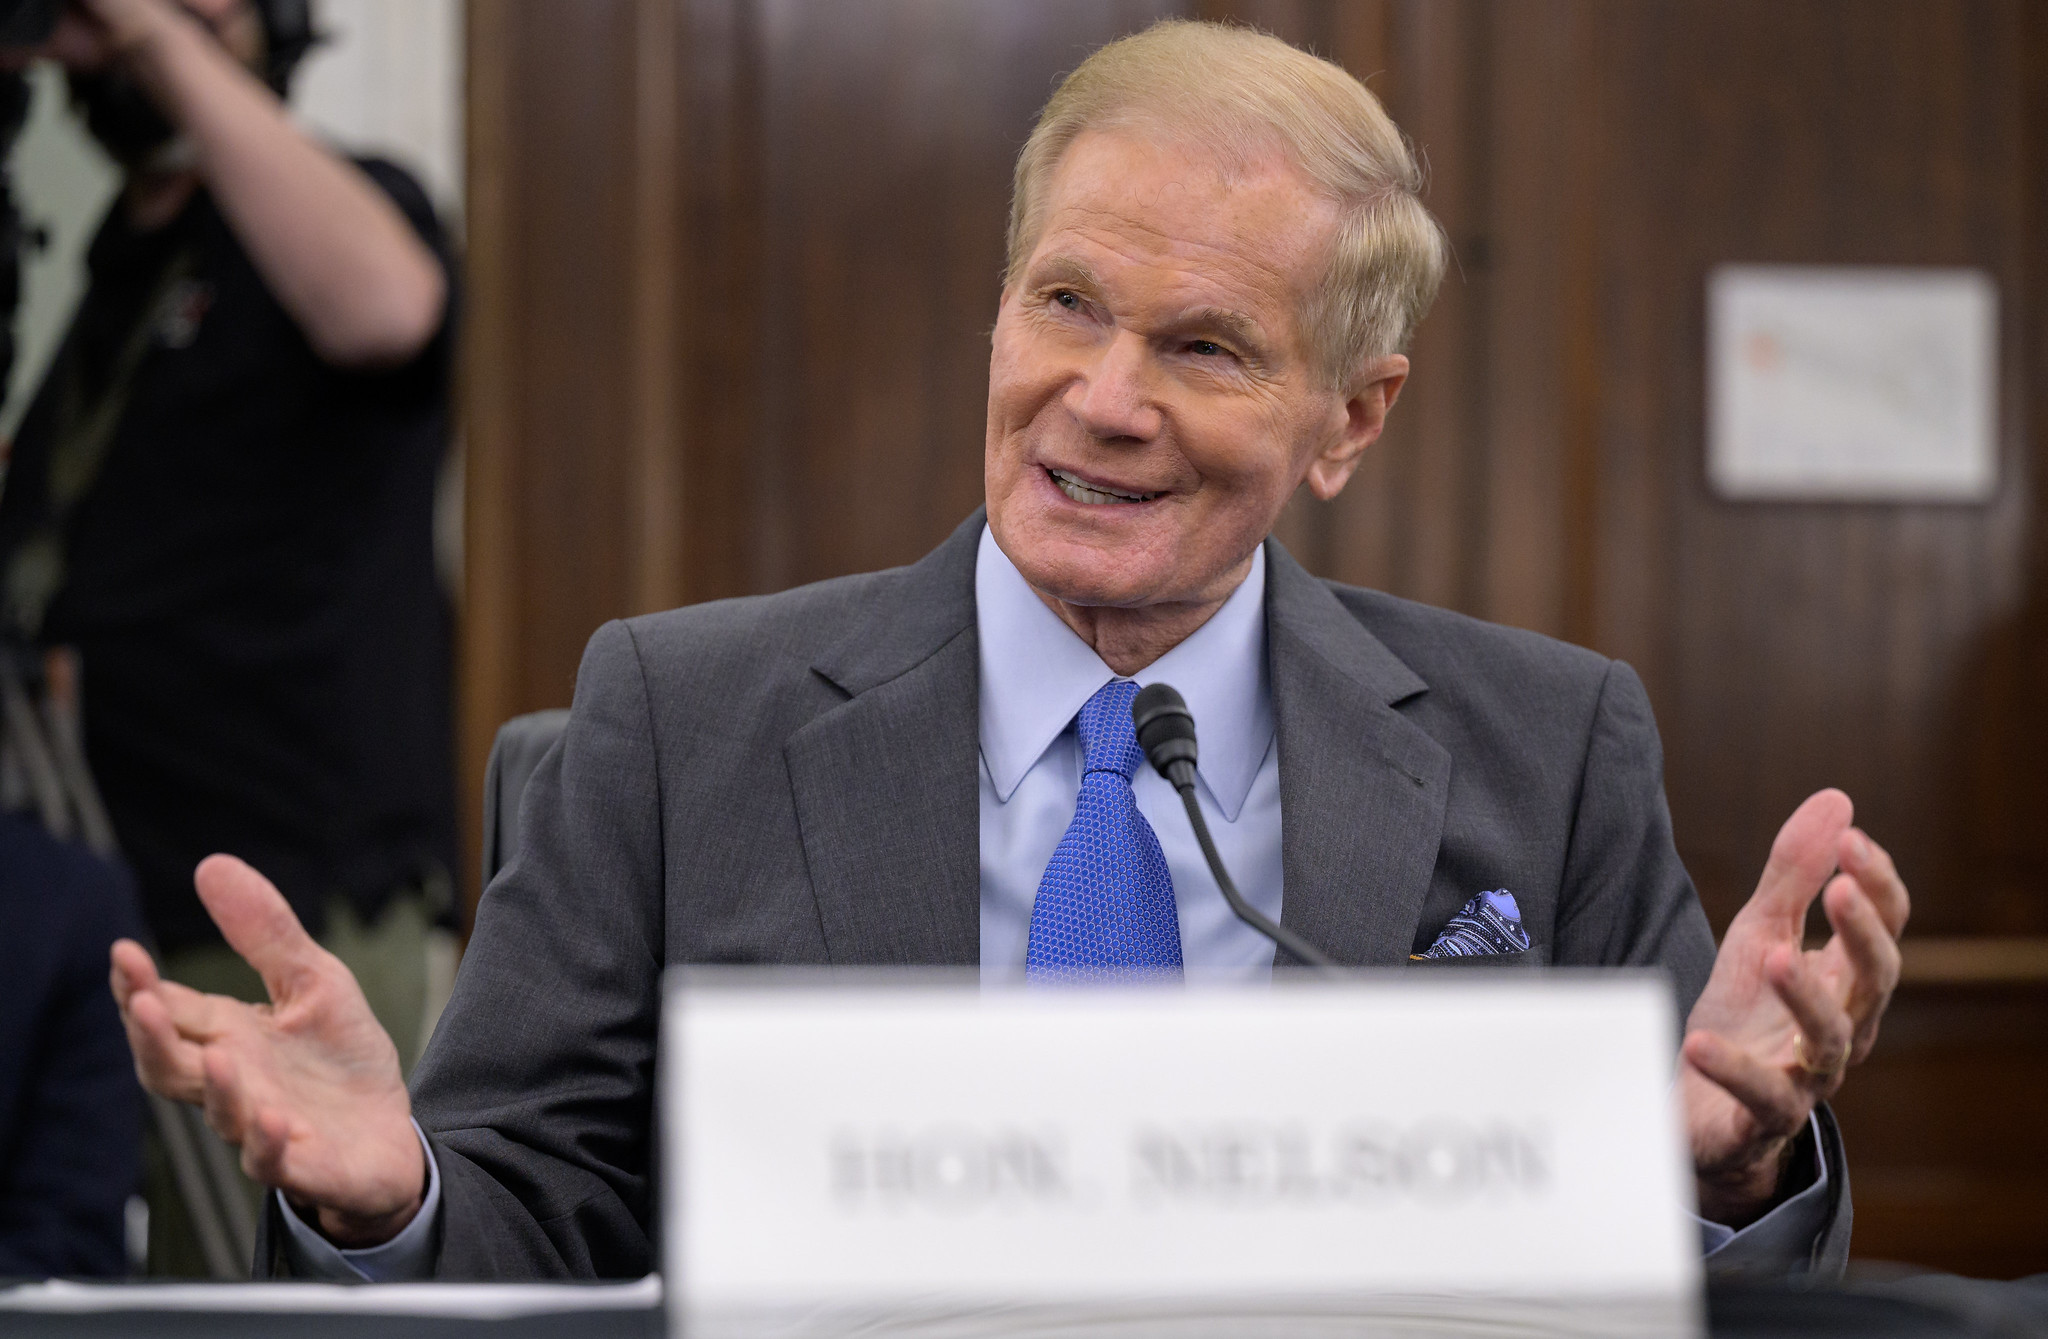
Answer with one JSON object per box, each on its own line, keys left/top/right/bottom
{"left": 1076, "top": 679, "right": 1145, "bottom": 782}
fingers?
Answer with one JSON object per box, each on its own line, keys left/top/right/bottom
{"left": 110, "top": 940, "right": 267, "bottom": 1109}
{"left": 1742, "top": 788, "right": 1854, "bottom": 926}
{"left": 130, "top": 997, "right": 299, "bottom": 1192}
{"left": 110, "top": 941, "right": 208, "bottom": 1101}
{"left": 200, "top": 1047, "right": 249, "bottom": 1144}
{"left": 1682, "top": 1030, "right": 1811, "bottom": 1142}
{"left": 1823, "top": 875, "right": 1901, "bottom": 1060}
{"left": 202, "top": 1053, "right": 303, "bottom": 1192}
{"left": 193, "top": 855, "right": 327, "bottom": 1004}
{"left": 148, "top": 974, "right": 245, "bottom": 1042}
{"left": 123, "top": 987, "right": 208, "bottom": 1103}
{"left": 130, "top": 978, "right": 251, "bottom": 1091}
{"left": 109, "top": 938, "right": 160, "bottom": 1009}
{"left": 1840, "top": 827, "right": 1910, "bottom": 938}
{"left": 1765, "top": 945, "right": 1853, "bottom": 1090}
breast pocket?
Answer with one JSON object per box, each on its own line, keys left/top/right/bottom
{"left": 1406, "top": 946, "right": 1544, "bottom": 969}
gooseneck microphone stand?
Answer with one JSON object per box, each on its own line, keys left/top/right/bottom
{"left": 1131, "top": 683, "right": 1342, "bottom": 974}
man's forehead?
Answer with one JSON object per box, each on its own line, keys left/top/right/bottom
{"left": 1027, "top": 130, "right": 1336, "bottom": 318}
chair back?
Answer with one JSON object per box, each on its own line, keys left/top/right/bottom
{"left": 480, "top": 709, "right": 570, "bottom": 886}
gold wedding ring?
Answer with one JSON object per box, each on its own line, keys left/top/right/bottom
{"left": 1792, "top": 1031, "right": 1849, "bottom": 1080}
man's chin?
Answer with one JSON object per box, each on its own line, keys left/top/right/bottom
{"left": 989, "top": 496, "right": 1222, "bottom": 610}
{"left": 1006, "top": 541, "right": 1185, "bottom": 612}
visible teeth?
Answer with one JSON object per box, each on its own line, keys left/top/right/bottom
{"left": 1051, "top": 468, "right": 1157, "bottom": 505}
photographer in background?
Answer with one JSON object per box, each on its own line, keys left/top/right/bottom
{"left": 0, "top": 0, "right": 455, "bottom": 1271}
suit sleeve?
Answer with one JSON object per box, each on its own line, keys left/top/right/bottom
{"left": 406, "top": 620, "right": 665, "bottom": 1279}
{"left": 1549, "top": 659, "right": 1716, "bottom": 1018}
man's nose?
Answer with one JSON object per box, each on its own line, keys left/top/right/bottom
{"left": 1063, "top": 332, "right": 1162, "bottom": 442}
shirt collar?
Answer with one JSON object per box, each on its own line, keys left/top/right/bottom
{"left": 975, "top": 523, "right": 1272, "bottom": 820}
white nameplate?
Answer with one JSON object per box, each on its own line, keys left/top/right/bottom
{"left": 663, "top": 972, "right": 1701, "bottom": 1338}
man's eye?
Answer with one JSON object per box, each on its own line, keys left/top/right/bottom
{"left": 1053, "top": 290, "right": 1081, "bottom": 310}
{"left": 1188, "top": 340, "right": 1225, "bottom": 357}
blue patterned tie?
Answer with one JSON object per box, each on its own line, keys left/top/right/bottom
{"left": 1025, "top": 679, "right": 1184, "bottom": 981}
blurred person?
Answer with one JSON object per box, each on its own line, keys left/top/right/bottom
{"left": 0, "top": 808, "right": 145, "bottom": 1278}
{"left": 0, "top": 0, "right": 454, "bottom": 1053}
{"left": 0, "top": 0, "right": 454, "bottom": 1274}
{"left": 112, "top": 21, "right": 1907, "bottom": 1282}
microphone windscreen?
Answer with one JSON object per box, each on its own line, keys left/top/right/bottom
{"left": 1132, "top": 682, "right": 1197, "bottom": 778}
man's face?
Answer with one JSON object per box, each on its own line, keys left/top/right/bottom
{"left": 985, "top": 128, "right": 1370, "bottom": 613}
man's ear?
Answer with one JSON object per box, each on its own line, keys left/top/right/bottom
{"left": 1303, "top": 355, "right": 1408, "bottom": 501}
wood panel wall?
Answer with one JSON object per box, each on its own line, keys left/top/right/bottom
{"left": 463, "top": 0, "right": 2048, "bottom": 1275}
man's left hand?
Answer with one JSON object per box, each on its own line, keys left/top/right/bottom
{"left": 1679, "top": 787, "right": 1908, "bottom": 1225}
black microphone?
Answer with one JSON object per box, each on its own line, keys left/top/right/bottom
{"left": 1131, "top": 683, "right": 1340, "bottom": 973}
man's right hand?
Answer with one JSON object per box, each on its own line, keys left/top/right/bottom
{"left": 110, "top": 855, "right": 425, "bottom": 1248}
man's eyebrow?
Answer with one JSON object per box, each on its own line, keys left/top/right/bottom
{"left": 1025, "top": 256, "right": 1103, "bottom": 292}
{"left": 1023, "top": 258, "right": 1270, "bottom": 354}
{"left": 1177, "top": 306, "right": 1269, "bottom": 353}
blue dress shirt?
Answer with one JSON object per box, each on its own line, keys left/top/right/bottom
{"left": 282, "top": 520, "right": 1825, "bottom": 1274}
{"left": 977, "top": 524, "right": 1282, "bottom": 983}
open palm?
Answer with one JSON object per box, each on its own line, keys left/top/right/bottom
{"left": 110, "top": 855, "right": 426, "bottom": 1247}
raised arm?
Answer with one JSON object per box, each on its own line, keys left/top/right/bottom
{"left": 50, "top": 0, "right": 446, "bottom": 366}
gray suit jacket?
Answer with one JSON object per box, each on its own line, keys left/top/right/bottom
{"left": 261, "top": 510, "right": 1850, "bottom": 1279}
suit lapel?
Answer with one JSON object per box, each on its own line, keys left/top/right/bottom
{"left": 786, "top": 514, "right": 984, "bottom": 965}
{"left": 782, "top": 518, "right": 1449, "bottom": 968}
{"left": 1266, "top": 542, "right": 1451, "bottom": 966}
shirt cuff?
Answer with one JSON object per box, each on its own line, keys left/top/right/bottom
{"left": 275, "top": 1119, "right": 442, "bottom": 1282}
{"left": 1694, "top": 1110, "right": 1830, "bottom": 1268}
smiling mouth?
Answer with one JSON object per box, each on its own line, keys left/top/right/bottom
{"left": 1048, "top": 467, "right": 1161, "bottom": 505}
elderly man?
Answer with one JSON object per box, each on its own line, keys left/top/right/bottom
{"left": 110, "top": 20, "right": 1906, "bottom": 1280}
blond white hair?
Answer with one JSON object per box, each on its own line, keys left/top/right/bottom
{"left": 1006, "top": 20, "right": 1448, "bottom": 390}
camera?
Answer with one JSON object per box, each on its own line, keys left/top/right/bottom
{"left": 0, "top": 0, "right": 320, "bottom": 400}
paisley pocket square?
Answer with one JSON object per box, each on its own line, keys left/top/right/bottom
{"left": 1411, "top": 889, "right": 1532, "bottom": 960}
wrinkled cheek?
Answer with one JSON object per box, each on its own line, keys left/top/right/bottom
{"left": 984, "top": 418, "right": 1049, "bottom": 522}
{"left": 983, "top": 369, "right": 1034, "bottom": 479}
{"left": 988, "top": 387, "right": 1065, "bottom": 469}
{"left": 983, "top": 413, "right": 1033, "bottom": 486}
{"left": 1220, "top": 417, "right": 1320, "bottom": 515}
{"left": 1184, "top": 460, "right": 1300, "bottom": 553}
